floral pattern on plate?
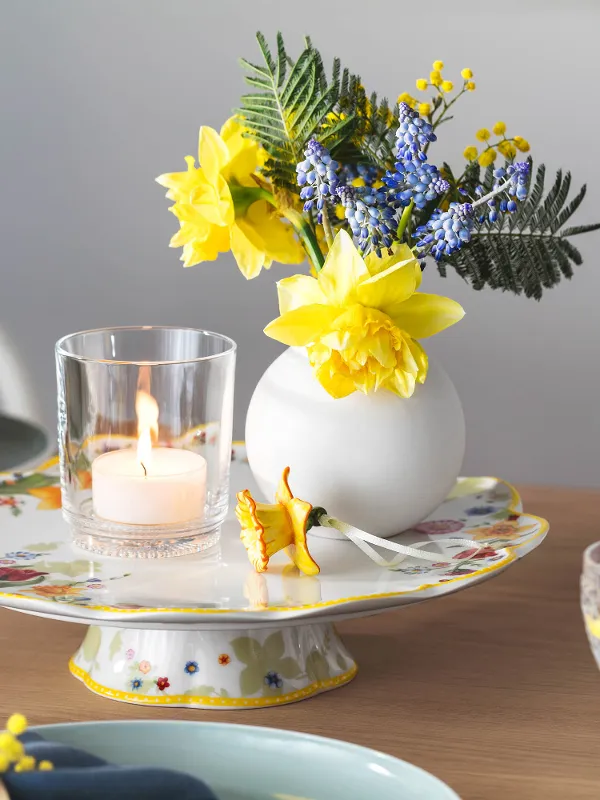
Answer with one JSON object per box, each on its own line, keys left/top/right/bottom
{"left": 0, "top": 446, "right": 548, "bottom": 619}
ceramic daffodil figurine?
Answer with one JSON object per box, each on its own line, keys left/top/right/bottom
{"left": 237, "top": 467, "right": 488, "bottom": 576}
{"left": 236, "top": 467, "right": 319, "bottom": 575}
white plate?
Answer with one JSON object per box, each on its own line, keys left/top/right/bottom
{"left": 0, "top": 445, "right": 548, "bottom": 627}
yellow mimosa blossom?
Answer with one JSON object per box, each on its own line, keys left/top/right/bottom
{"left": 429, "top": 70, "right": 443, "bottom": 87}
{"left": 416, "top": 78, "right": 428, "bottom": 91}
{"left": 265, "top": 231, "right": 464, "bottom": 399}
{"left": 498, "top": 140, "right": 517, "bottom": 159}
{"left": 39, "top": 761, "right": 54, "bottom": 771}
{"left": 461, "top": 68, "right": 473, "bottom": 79}
{"left": 463, "top": 145, "right": 478, "bottom": 161}
{"left": 441, "top": 80, "right": 454, "bottom": 93}
{"left": 351, "top": 176, "right": 366, "bottom": 188}
{"left": 432, "top": 60, "right": 444, "bottom": 71}
{"left": 0, "top": 732, "right": 23, "bottom": 763}
{"left": 6, "top": 715, "right": 27, "bottom": 736}
{"left": 397, "top": 92, "right": 417, "bottom": 108}
{"left": 475, "top": 128, "right": 491, "bottom": 142}
{"left": 465, "top": 81, "right": 476, "bottom": 91}
{"left": 478, "top": 149, "right": 497, "bottom": 167}
{"left": 236, "top": 467, "right": 319, "bottom": 576}
{"left": 492, "top": 121, "right": 507, "bottom": 136}
{"left": 419, "top": 102, "right": 432, "bottom": 117}
{"left": 157, "top": 119, "right": 304, "bottom": 279}
{"left": 514, "top": 136, "right": 531, "bottom": 152}
{"left": 15, "top": 755, "right": 36, "bottom": 772}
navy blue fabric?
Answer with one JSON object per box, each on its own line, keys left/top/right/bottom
{"left": 3, "top": 734, "right": 218, "bottom": 799}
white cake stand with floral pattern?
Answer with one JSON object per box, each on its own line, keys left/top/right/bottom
{"left": 0, "top": 444, "right": 548, "bottom": 709}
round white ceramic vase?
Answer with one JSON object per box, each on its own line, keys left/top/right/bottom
{"left": 246, "top": 347, "right": 465, "bottom": 539}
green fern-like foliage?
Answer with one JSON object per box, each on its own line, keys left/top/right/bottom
{"left": 432, "top": 162, "right": 600, "bottom": 299}
{"left": 237, "top": 33, "right": 358, "bottom": 192}
{"left": 237, "top": 32, "right": 399, "bottom": 191}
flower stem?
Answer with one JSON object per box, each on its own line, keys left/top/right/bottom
{"left": 282, "top": 207, "right": 325, "bottom": 272}
{"left": 396, "top": 200, "right": 414, "bottom": 242}
{"left": 320, "top": 204, "right": 335, "bottom": 249}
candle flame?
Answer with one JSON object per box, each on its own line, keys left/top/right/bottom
{"left": 136, "top": 389, "right": 159, "bottom": 471}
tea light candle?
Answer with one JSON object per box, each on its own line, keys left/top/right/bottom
{"left": 92, "top": 448, "right": 207, "bottom": 525}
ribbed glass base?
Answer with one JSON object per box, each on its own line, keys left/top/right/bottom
{"left": 63, "top": 507, "right": 221, "bottom": 558}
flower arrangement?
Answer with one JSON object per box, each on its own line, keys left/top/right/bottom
{"left": 158, "top": 32, "right": 599, "bottom": 399}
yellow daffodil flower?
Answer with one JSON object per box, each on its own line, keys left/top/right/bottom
{"left": 493, "top": 121, "right": 507, "bottom": 136}
{"left": 465, "top": 81, "right": 476, "bottom": 91}
{"left": 514, "top": 136, "right": 531, "bottom": 152}
{"left": 157, "top": 119, "right": 304, "bottom": 279}
{"left": 432, "top": 60, "right": 444, "bottom": 71}
{"left": 416, "top": 78, "right": 428, "bottom": 91}
{"left": 236, "top": 467, "right": 319, "bottom": 576}
{"left": 478, "top": 149, "right": 497, "bottom": 167}
{"left": 264, "top": 231, "right": 464, "bottom": 399}
{"left": 461, "top": 68, "right": 473, "bottom": 79}
{"left": 441, "top": 80, "right": 454, "bottom": 93}
{"left": 419, "top": 102, "right": 432, "bottom": 117}
{"left": 463, "top": 145, "right": 478, "bottom": 161}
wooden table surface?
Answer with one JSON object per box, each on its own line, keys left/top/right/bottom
{"left": 1, "top": 485, "right": 599, "bottom": 799}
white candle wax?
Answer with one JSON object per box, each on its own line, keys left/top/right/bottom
{"left": 92, "top": 448, "right": 207, "bottom": 525}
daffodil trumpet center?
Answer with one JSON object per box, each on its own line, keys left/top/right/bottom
{"left": 308, "top": 507, "right": 487, "bottom": 571}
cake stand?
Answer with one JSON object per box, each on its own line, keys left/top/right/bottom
{"left": 0, "top": 445, "right": 548, "bottom": 708}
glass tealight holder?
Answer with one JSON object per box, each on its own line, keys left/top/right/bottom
{"left": 55, "top": 326, "right": 236, "bottom": 558}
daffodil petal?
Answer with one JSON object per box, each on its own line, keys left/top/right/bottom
{"left": 198, "top": 126, "right": 230, "bottom": 185}
{"left": 230, "top": 222, "right": 268, "bottom": 279}
{"left": 264, "top": 305, "right": 341, "bottom": 347}
{"left": 244, "top": 202, "right": 304, "bottom": 265}
{"left": 277, "top": 275, "right": 327, "bottom": 314}
{"left": 318, "top": 230, "right": 369, "bottom": 305}
{"left": 192, "top": 176, "right": 234, "bottom": 226}
{"left": 364, "top": 243, "right": 415, "bottom": 277}
{"left": 286, "top": 498, "right": 320, "bottom": 576}
{"left": 406, "top": 337, "right": 429, "bottom": 383}
{"left": 390, "top": 293, "right": 465, "bottom": 339}
{"left": 387, "top": 369, "right": 416, "bottom": 398}
{"left": 357, "top": 261, "right": 418, "bottom": 311}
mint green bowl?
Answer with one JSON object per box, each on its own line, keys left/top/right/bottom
{"left": 32, "top": 721, "right": 459, "bottom": 799}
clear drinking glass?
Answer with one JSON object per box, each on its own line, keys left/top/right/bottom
{"left": 55, "top": 326, "right": 236, "bottom": 558}
{"left": 581, "top": 541, "right": 600, "bottom": 667}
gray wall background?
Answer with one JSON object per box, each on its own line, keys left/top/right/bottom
{"left": 1, "top": 0, "right": 599, "bottom": 486}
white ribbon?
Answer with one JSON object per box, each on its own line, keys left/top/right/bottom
{"left": 318, "top": 514, "right": 484, "bottom": 571}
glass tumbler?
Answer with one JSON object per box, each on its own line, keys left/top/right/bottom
{"left": 55, "top": 326, "right": 236, "bottom": 558}
{"left": 581, "top": 541, "right": 600, "bottom": 668}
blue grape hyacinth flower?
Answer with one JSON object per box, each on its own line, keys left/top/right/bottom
{"left": 296, "top": 139, "right": 340, "bottom": 221}
{"left": 336, "top": 185, "right": 397, "bottom": 256}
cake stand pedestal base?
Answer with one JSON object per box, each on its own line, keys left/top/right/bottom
{"left": 70, "top": 622, "right": 357, "bottom": 709}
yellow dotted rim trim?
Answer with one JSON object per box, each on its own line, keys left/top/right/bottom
{"left": 69, "top": 658, "right": 357, "bottom": 707}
